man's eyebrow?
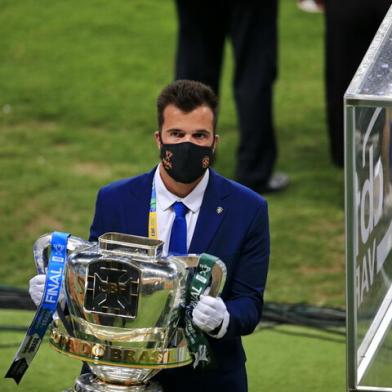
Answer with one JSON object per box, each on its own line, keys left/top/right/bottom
{"left": 165, "top": 128, "right": 211, "bottom": 133}
{"left": 192, "top": 129, "right": 210, "bottom": 133}
{"left": 165, "top": 128, "right": 185, "bottom": 132}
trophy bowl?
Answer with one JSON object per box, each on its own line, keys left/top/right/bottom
{"left": 33, "top": 232, "right": 226, "bottom": 392}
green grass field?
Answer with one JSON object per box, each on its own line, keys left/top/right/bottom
{"left": 0, "top": 0, "right": 344, "bottom": 305}
{"left": 0, "top": 0, "right": 346, "bottom": 390}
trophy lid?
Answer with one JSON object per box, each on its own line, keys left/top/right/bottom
{"left": 98, "top": 232, "right": 163, "bottom": 259}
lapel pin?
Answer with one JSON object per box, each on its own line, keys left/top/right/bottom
{"left": 216, "top": 206, "right": 223, "bottom": 214}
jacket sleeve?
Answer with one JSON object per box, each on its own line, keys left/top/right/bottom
{"left": 223, "top": 201, "right": 270, "bottom": 339}
{"left": 89, "top": 189, "right": 105, "bottom": 242}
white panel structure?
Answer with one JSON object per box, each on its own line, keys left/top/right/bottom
{"left": 345, "top": 5, "right": 392, "bottom": 391}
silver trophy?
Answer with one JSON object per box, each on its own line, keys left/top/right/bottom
{"left": 33, "top": 232, "right": 226, "bottom": 392}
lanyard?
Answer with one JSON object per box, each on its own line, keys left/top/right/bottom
{"left": 148, "top": 180, "right": 158, "bottom": 239}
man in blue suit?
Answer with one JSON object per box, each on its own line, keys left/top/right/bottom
{"left": 29, "top": 80, "right": 270, "bottom": 391}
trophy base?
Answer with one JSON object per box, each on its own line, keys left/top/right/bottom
{"left": 66, "top": 373, "right": 163, "bottom": 392}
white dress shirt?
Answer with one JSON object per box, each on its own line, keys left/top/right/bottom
{"left": 154, "top": 164, "right": 209, "bottom": 256}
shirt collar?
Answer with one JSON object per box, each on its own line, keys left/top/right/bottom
{"left": 154, "top": 163, "right": 209, "bottom": 213}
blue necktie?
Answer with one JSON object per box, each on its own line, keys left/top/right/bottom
{"left": 168, "top": 201, "right": 188, "bottom": 255}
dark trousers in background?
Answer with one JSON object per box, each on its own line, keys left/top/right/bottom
{"left": 175, "top": 0, "right": 278, "bottom": 188}
{"left": 324, "top": 0, "right": 391, "bottom": 167}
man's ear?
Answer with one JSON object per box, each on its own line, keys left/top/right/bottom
{"left": 154, "top": 131, "right": 161, "bottom": 149}
{"left": 213, "top": 134, "right": 219, "bottom": 151}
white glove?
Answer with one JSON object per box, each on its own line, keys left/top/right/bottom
{"left": 192, "top": 295, "right": 230, "bottom": 339}
{"left": 29, "top": 274, "right": 66, "bottom": 309}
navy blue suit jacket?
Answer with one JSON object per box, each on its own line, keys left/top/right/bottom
{"left": 89, "top": 168, "right": 270, "bottom": 391}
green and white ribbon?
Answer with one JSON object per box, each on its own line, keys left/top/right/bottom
{"left": 184, "top": 253, "right": 218, "bottom": 368}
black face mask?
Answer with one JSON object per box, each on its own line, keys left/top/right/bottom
{"left": 160, "top": 142, "right": 215, "bottom": 184}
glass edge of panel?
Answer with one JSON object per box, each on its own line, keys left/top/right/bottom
{"left": 345, "top": 103, "right": 358, "bottom": 391}
{"left": 346, "top": 5, "right": 392, "bottom": 96}
{"left": 345, "top": 95, "right": 392, "bottom": 107}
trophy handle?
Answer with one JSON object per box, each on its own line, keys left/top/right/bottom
{"left": 175, "top": 255, "right": 227, "bottom": 298}
{"left": 208, "top": 258, "right": 226, "bottom": 298}
{"left": 33, "top": 233, "right": 91, "bottom": 274}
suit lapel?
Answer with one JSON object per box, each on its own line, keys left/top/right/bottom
{"left": 124, "top": 168, "right": 155, "bottom": 237}
{"left": 189, "top": 170, "right": 230, "bottom": 254}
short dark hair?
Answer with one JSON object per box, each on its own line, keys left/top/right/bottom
{"left": 157, "top": 80, "right": 218, "bottom": 130}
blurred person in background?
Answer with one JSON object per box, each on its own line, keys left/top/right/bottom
{"left": 324, "top": 0, "right": 390, "bottom": 167}
{"left": 297, "top": 0, "right": 390, "bottom": 167}
{"left": 174, "top": 0, "right": 289, "bottom": 194}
